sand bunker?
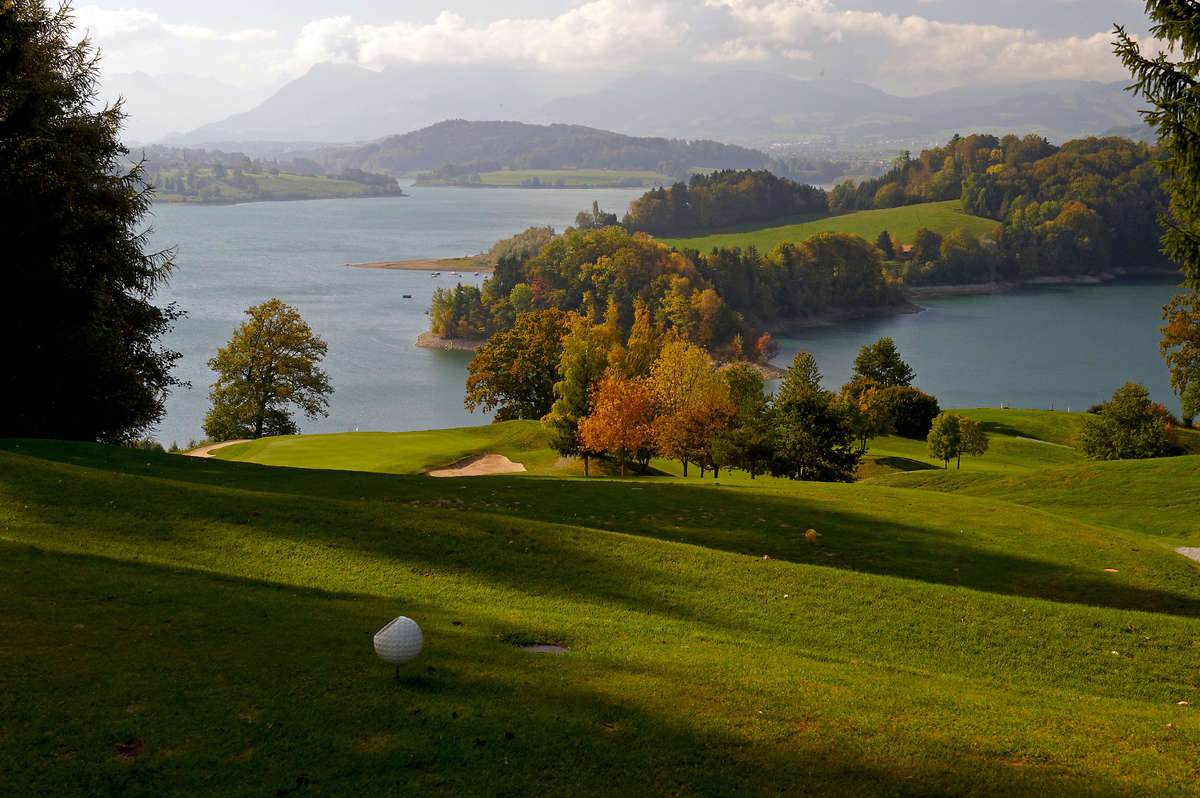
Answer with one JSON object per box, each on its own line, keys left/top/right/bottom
{"left": 185, "top": 440, "right": 250, "bottom": 458}
{"left": 427, "top": 454, "right": 526, "bottom": 477}
{"left": 1178, "top": 547, "right": 1200, "bottom": 564}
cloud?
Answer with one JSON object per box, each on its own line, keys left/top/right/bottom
{"left": 75, "top": 5, "right": 276, "bottom": 43}
{"left": 701, "top": 0, "right": 1133, "bottom": 92}
{"left": 269, "top": 0, "right": 689, "bottom": 78}
{"left": 74, "top": 0, "right": 1142, "bottom": 95}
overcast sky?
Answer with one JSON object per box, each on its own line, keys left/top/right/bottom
{"left": 76, "top": 0, "right": 1159, "bottom": 96}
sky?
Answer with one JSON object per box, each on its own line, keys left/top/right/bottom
{"left": 77, "top": 0, "right": 1159, "bottom": 95}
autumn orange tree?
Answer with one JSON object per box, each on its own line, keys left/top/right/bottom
{"left": 577, "top": 374, "right": 655, "bottom": 476}
{"left": 1160, "top": 293, "right": 1200, "bottom": 425}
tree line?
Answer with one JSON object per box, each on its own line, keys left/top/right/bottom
{"left": 465, "top": 310, "right": 942, "bottom": 480}
{"left": 430, "top": 224, "right": 904, "bottom": 354}
{"left": 623, "top": 170, "right": 828, "bottom": 235}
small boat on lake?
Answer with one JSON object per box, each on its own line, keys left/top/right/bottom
{"left": 402, "top": 294, "right": 412, "bottom": 299}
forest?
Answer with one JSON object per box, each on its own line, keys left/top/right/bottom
{"left": 430, "top": 225, "right": 903, "bottom": 355}
{"left": 623, "top": 170, "right": 828, "bottom": 235}
{"left": 827, "top": 134, "right": 1171, "bottom": 284}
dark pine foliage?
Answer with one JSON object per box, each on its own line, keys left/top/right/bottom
{"left": 1, "top": 1, "right": 183, "bottom": 442}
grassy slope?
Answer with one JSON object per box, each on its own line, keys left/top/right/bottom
{"left": 209, "top": 420, "right": 573, "bottom": 475}
{"left": 659, "top": 199, "right": 999, "bottom": 252}
{"left": 2, "top": 423, "right": 1198, "bottom": 796}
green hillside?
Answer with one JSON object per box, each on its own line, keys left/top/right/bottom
{"left": 417, "top": 168, "right": 672, "bottom": 188}
{"left": 660, "top": 199, "right": 999, "bottom": 252}
{"left": 2, "top": 412, "right": 1198, "bottom": 795}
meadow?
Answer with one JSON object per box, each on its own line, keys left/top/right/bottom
{"left": 2, "top": 409, "right": 1197, "bottom": 795}
{"left": 659, "top": 199, "right": 999, "bottom": 252}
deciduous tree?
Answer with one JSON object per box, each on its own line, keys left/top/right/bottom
{"left": 1079, "top": 382, "right": 1171, "bottom": 460}
{"left": 577, "top": 375, "right": 655, "bottom": 476}
{"left": 1160, "top": 292, "right": 1200, "bottom": 424}
{"left": 544, "top": 313, "right": 618, "bottom": 475}
{"left": 2, "top": 0, "right": 184, "bottom": 442}
{"left": 853, "top": 337, "right": 915, "bottom": 387}
{"left": 926, "top": 411, "right": 962, "bottom": 469}
{"left": 465, "top": 309, "right": 568, "bottom": 421}
{"left": 204, "top": 299, "right": 332, "bottom": 440}
{"left": 647, "top": 341, "right": 733, "bottom": 476}
{"left": 957, "top": 415, "right": 989, "bottom": 468}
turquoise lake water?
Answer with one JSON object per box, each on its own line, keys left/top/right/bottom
{"left": 146, "top": 188, "right": 1185, "bottom": 446}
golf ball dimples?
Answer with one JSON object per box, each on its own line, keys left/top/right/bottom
{"left": 374, "top": 616, "right": 423, "bottom": 663}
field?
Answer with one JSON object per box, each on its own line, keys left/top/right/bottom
{"left": 420, "top": 168, "right": 672, "bottom": 188}
{"left": 153, "top": 168, "right": 400, "bottom": 203}
{"left": 2, "top": 410, "right": 1198, "bottom": 795}
{"left": 659, "top": 199, "right": 1000, "bottom": 252}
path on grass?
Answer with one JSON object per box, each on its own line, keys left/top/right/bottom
{"left": 185, "top": 440, "right": 251, "bottom": 458}
{"left": 427, "top": 454, "right": 526, "bottom": 477}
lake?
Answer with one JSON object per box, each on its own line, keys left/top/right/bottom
{"left": 146, "top": 189, "right": 1185, "bottom": 446}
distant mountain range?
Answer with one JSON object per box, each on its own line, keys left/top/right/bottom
{"left": 162, "top": 63, "right": 1152, "bottom": 150}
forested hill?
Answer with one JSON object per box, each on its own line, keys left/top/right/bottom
{"left": 324, "top": 120, "right": 772, "bottom": 179}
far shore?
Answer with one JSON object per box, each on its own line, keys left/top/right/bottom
{"left": 903, "top": 268, "right": 1182, "bottom": 299}
{"left": 348, "top": 258, "right": 492, "bottom": 273}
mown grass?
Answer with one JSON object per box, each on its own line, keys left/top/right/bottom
{"left": 209, "top": 421, "right": 575, "bottom": 475}
{"left": 659, "top": 199, "right": 999, "bottom": 252}
{"left": 1, "top": 427, "right": 1197, "bottom": 796}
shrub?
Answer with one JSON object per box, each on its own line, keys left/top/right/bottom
{"left": 878, "top": 386, "right": 941, "bottom": 438}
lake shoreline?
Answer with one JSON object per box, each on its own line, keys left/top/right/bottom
{"left": 158, "top": 191, "right": 407, "bottom": 207}
{"left": 416, "top": 332, "right": 488, "bottom": 351}
{"left": 903, "top": 268, "right": 1182, "bottom": 299}
{"left": 350, "top": 258, "right": 492, "bottom": 273}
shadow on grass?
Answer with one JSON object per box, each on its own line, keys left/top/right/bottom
{"left": 871, "top": 456, "right": 939, "bottom": 473}
{"left": 6, "top": 440, "right": 1200, "bottom": 625}
{"left": 0, "top": 543, "right": 1157, "bottom": 798}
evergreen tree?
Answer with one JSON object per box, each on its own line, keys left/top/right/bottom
{"left": 875, "top": 230, "right": 896, "bottom": 259}
{"left": 1115, "top": 4, "right": 1200, "bottom": 289}
{"left": 770, "top": 351, "right": 861, "bottom": 482}
{"left": 1, "top": 0, "right": 183, "bottom": 442}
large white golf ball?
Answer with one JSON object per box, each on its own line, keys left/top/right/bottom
{"left": 373, "top": 616, "right": 423, "bottom": 664}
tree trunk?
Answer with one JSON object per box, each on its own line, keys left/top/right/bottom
{"left": 681, "top": 459, "right": 688, "bottom": 477}
{"left": 583, "top": 453, "right": 589, "bottom": 477}
{"left": 956, "top": 452, "right": 961, "bottom": 469}
{"left": 619, "top": 448, "right": 626, "bottom": 477}
{"left": 713, "top": 464, "right": 720, "bottom": 479}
